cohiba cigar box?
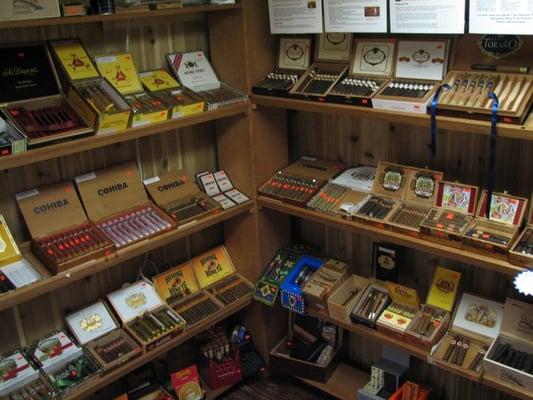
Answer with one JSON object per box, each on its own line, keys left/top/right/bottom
{"left": 430, "top": 293, "right": 504, "bottom": 381}
{"left": 462, "top": 190, "right": 527, "bottom": 259}
{"left": 376, "top": 282, "right": 420, "bottom": 341}
{"left": 303, "top": 258, "right": 349, "bottom": 314}
{"left": 15, "top": 181, "right": 115, "bottom": 275}
{"left": 94, "top": 53, "right": 168, "bottom": 127}
{"left": 167, "top": 50, "right": 248, "bottom": 111}
{"left": 509, "top": 193, "right": 533, "bottom": 267}
{"left": 139, "top": 69, "right": 205, "bottom": 118}
{"left": 385, "top": 167, "right": 443, "bottom": 238}
{"left": 420, "top": 181, "right": 479, "bottom": 249}
{"left": 65, "top": 300, "right": 142, "bottom": 373}
{"left": 290, "top": 33, "right": 352, "bottom": 101}
{"left": 143, "top": 170, "right": 221, "bottom": 227}
{"left": 405, "top": 267, "right": 461, "bottom": 350}
{"left": 252, "top": 37, "right": 312, "bottom": 97}
{"left": 483, "top": 298, "right": 533, "bottom": 391}
{"left": 75, "top": 162, "right": 177, "bottom": 251}
{"left": 0, "top": 215, "right": 22, "bottom": 268}
{"left": 0, "top": 0, "right": 60, "bottom": 21}
{"left": 0, "top": 351, "right": 39, "bottom": 396}
{"left": 328, "top": 39, "right": 396, "bottom": 107}
{"left": 350, "top": 279, "right": 391, "bottom": 329}
{"left": 373, "top": 40, "right": 449, "bottom": 114}
{"left": 327, "top": 274, "right": 370, "bottom": 324}
{"left": 0, "top": 43, "right": 93, "bottom": 148}
{"left": 107, "top": 281, "right": 186, "bottom": 353}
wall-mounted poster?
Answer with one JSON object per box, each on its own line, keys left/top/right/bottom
{"left": 324, "top": 0, "right": 387, "bottom": 33}
{"left": 390, "top": 0, "right": 465, "bottom": 34}
{"left": 469, "top": 0, "right": 533, "bottom": 34}
{"left": 269, "top": 0, "right": 324, "bottom": 34}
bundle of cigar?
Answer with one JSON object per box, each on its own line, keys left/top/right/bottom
{"left": 385, "top": 304, "right": 416, "bottom": 320}
{"left": 357, "top": 196, "right": 396, "bottom": 220}
{"left": 390, "top": 204, "right": 430, "bottom": 229}
{"left": 0, "top": 270, "right": 16, "bottom": 294}
{"left": 422, "top": 209, "right": 471, "bottom": 234}
{"left": 260, "top": 171, "right": 324, "bottom": 205}
{"left": 409, "top": 305, "right": 446, "bottom": 338}
{"left": 307, "top": 183, "right": 349, "bottom": 214}
{"left": 2, "top": 377, "right": 56, "bottom": 400}
{"left": 166, "top": 197, "right": 216, "bottom": 222}
{"left": 489, "top": 343, "right": 533, "bottom": 374}
{"left": 442, "top": 335, "right": 470, "bottom": 366}
{"left": 49, "top": 354, "right": 99, "bottom": 392}
{"left": 380, "top": 81, "right": 434, "bottom": 98}
{"left": 351, "top": 287, "right": 390, "bottom": 323}
{"left": 208, "top": 275, "right": 252, "bottom": 306}
{"left": 330, "top": 77, "right": 382, "bottom": 97}
{"left": 78, "top": 84, "right": 118, "bottom": 114}
{"left": 464, "top": 226, "right": 511, "bottom": 246}
{"left": 124, "top": 92, "right": 165, "bottom": 115}
{"left": 515, "top": 229, "right": 533, "bottom": 256}
{"left": 152, "top": 89, "right": 200, "bottom": 108}
{"left": 263, "top": 250, "right": 300, "bottom": 284}
{"left": 254, "top": 70, "right": 302, "bottom": 91}
{"left": 198, "top": 85, "right": 247, "bottom": 107}
{"left": 93, "top": 335, "right": 136, "bottom": 365}
{"left": 172, "top": 292, "right": 222, "bottom": 326}
{"left": 127, "top": 308, "right": 184, "bottom": 343}
{"left": 97, "top": 206, "right": 173, "bottom": 248}
{"left": 201, "top": 329, "right": 231, "bottom": 362}
{"left": 295, "top": 68, "right": 339, "bottom": 95}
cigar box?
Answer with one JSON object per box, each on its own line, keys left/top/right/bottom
{"left": 75, "top": 162, "right": 177, "bottom": 251}
{"left": 107, "top": 281, "right": 186, "bottom": 353}
{"left": 331, "top": 165, "right": 376, "bottom": 192}
{"left": 252, "top": 37, "right": 312, "bottom": 97}
{"left": 171, "top": 365, "right": 205, "bottom": 400}
{"left": 196, "top": 170, "right": 250, "bottom": 209}
{"left": 0, "top": 117, "right": 27, "bottom": 158}
{"left": 144, "top": 170, "right": 220, "bottom": 227}
{"left": 420, "top": 181, "right": 479, "bottom": 249}
{"left": 462, "top": 190, "right": 527, "bottom": 259}
{"left": 0, "top": 44, "right": 93, "bottom": 148}
{"left": 290, "top": 33, "right": 352, "bottom": 101}
{"left": 258, "top": 156, "right": 341, "bottom": 207}
{"left": 115, "top": 383, "right": 174, "bottom": 400}
{"left": 434, "top": 36, "right": 533, "bottom": 125}
{"left": 385, "top": 167, "right": 443, "bottom": 238}
{"left": 65, "top": 300, "right": 142, "bottom": 373}
{"left": 509, "top": 193, "right": 533, "bottom": 267}
{"left": 376, "top": 282, "right": 420, "bottom": 341}
{"left": 94, "top": 53, "right": 168, "bottom": 127}
{"left": 302, "top": 258, "right": 349, "bottom": 314}
{"left": 373, "top": 40, "right": 449, "bottom": 114}
{"left": 483, "top": 298, "right": 533, "bottom": 391}
{"left": 328, "top": 39, "right": 396, "bottom": 107}
{"left": 0, "top": 0, "right": 60, "bottom": 21}
{"left": 191, "top": 245, "right": 253, "bottom": 307}
{"left": 139, "top": 69, "right": 205, "bottom": 118}
{"left": 405, "top": 266, "right": 461, "bottom": 350}
{"left": 327, "top": 274, "right": 370, "bottom": 323}
{"left": 0, "top": 351, "right": 40, "bottom": 396}
{"left": 15, "top": 181, "right": 115, "bottom": 275}
{"left": 167, "top": 50, "right": 248, "bottom": 111}
{"left": 0, "top": 215, "right": 22, "bottom": 268}
{"left": 350, "top": 279, "right": 391, "bottom": 328}
{"left": 430, "top": 293, "right": 504, "bottom": 381}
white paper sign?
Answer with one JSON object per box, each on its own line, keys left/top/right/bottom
{"left": 469, "top": 0, "right": 533, "bottom": 34}
{"left": 268, "top": 0, "right": 324, "bottom": 34}
{"left": 324, "top": 0, "right": 387, "bottom": 32}
{"left": 390, "top": 0, "right": 466, "bottom": 34}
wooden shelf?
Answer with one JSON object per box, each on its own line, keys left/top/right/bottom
{"left": 257, "top": 196, "right": 525, "bottom": 276}
{"left": 0, "top": 103, "right": 249, "bottom": 171}
{"left": 64, "top": 295, "right": 252, "bottom": 400}
{"left": 206, "top": 383, "right": 236, "bottom": 400}
{"left": 0, "top": 201, "right": 254, "bottom": 311}
{"left": 0, "top": 4, "right": 242, "bottom": 29}
{"left": 251, "top": 95, "right": 533, "bottom": 140}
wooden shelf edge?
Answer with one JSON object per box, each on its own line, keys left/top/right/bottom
{"left": 257, "top": 196, "right": 524, "bottom": 276}
{"left": 0, "top": 4, "right": 242, "bottom": 29}
{"left": 0, "top": 103, "right": 249, "bottom": 171}
{"left": 251, "top": 95, "right": 533, "bottom": 140}
{"left": 0, "top": 201, "right": 254, "bottom": 311}
{"left": 65, "top": 295, "right": 252, "bottom": 400}
{"left": 205, "top": 383, "right": 236, "bottom": 400}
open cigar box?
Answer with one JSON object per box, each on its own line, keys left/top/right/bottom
{"left": 327, "top": 274, "right": 370, "bottom": 324}
{"left": 509, "top": 193, "right": 533, "bottom": 266}
{"left": 376, "top": 282, "right": 420, "bottom": 341}
{"left": 350, "top": 279, "right": 391, "bottom": 329}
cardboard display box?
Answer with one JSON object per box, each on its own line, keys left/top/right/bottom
{"left": 327, "top": 274, "right": 370, "bottom": 324}
{"left": 350, "top": 279, "right": 391, "bottom": 329}
{"left": 376, "top": 282, "right": 420, "bottom": 341}
{"left": 509, "top": 193, "right": 533, "bottom": 266}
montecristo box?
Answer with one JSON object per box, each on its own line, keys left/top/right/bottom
{"left": 0, "top": 215, "right": 22, "bottom": 268}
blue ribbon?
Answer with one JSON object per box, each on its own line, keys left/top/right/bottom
{"left": 430, "top": 84, "right": 451, "bottom": 158}
{"left": 486, "top": 92, "right": 500, "bottom": 218}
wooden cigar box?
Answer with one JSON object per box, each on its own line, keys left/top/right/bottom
{"left": 385, "top": 167, "right": 443, "bottom": 238}
{"left": 195, "top": 169, "right": 250, "bottom": 210}
{"left": 15, "top": 181, "right": 115, "bottom": 275}
{"left": 376, "top": 282, "right": 420, "bottom": 341}
{"left": 327, "top": 274, "right": 370, "bottom": 324}
{"left": 462, "top": 190, "right": 527, "bottom": 259}
{"left": 435, "top": 36, "right": 533, "bottom": 125}
{"left": 290, "top": 34, "right": 351, "bottom": 101}
{"left": 252, "top": 36, "right": 312, "bottom": 98}
{"left": 509, "top": 193, "right": 533, "bottom": 267}
{"left": 350, "top": 279, "right": 391, "bottom": 329}
{"left": 420, "top": 181, "right": 479, "bottom": 249}
{"left": 430, "top": 293, "right": 503, "bottom": 381}
{"left": 328, "top": 39, "right": 396, "bottom": 107}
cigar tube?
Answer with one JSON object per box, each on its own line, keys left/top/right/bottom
{"left": 113, "top": 220, "right": 135, "bottom": 242}
{"left": 502, "top": 77, "right": 524, "bottom": 110}
{"left": 441, "top": 77, "right": 460, "bottom": 104}
{"left": 451, "top": 337, "right": 464, "bottom": 364}
{"left": 485, "top": 76, "right": 507, "bottom": 107}
{"left": 457, "top": 338, "right": 470, "bottom": 366}
{"left": 141, "top": 314, "right": 161, "bottom": 334}
{"left": 449, "top": 75, "right": 469, "bottom": 105}
{"left": 497, "top": 77, "right": 516, "bottom": 107}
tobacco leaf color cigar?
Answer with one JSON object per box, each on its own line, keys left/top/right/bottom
{"left": 443, "top": 336, "right": 459, "bottom": 361}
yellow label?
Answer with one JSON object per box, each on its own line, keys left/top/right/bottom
{"left": 98, "top": 111, "right": 130, "bottom": 133}
{"left": 153, "top": 262, "right": 200, "bottom": 303}
{"left": 52, "top": 41, "right": 100, "bottom": 81}
{"left": 131, "top": 109, "right": 168, "bottom": 127}
{"left": 171, "top": 102, "right": 205, "bottom": 119}
{"left": 0, "top": 215, "right": 22, "bottom": 268}
{"left": 385, "top": 282, "right": 420, "bottom": 309}
{"left": 95, "top": 54, "right": 143, "bottom": 95}
{"left": 191, "top": 246, "right": 235, "bottom": 288}
{"left": 140, "top": 69, "right": 180, "bottom": 92}
{"left": 426, "top": 266, "right": 461, "bottom": 312}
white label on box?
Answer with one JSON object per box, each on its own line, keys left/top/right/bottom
{"left": 214, "top": 170, "right": 233, "bottom": 192}
{"left": 395, "top": 41, "right": 447, "bottom": 81}
{"left": 15, "top": 189, "right": 39, "bottom": 201}
{"left": 225, "top": 189, "right": 249, "bottom": 204}
{"left": 0, "top": 352, "right": 38, "bottom": 396}
{"left": 200, "top": 173, "right": 221, "bottom": 196}
{"left": 107, "top": 281, "right": 164, "bottom": 322}
{"left": 168, "top": 51, "right": 220, "bottom": 92}
{"left": 143, "top": 176, "right": 160, "bottom": 185}
{"left": 66, "top": 301, "right": 118, "bottom": 345}
{"left": 332, "top": 166, "right": 376, "bottom": 192}
{"left": 212, "top": 194, "right": 236, "bottom": 210}
{"left": 75, "top": 172, "right": 96, "bottom": 183}
{"left": 0, "top": 258, "right": 41, "bottom": 288}
{"left": 94, "top": 56, "right": 117, "bottom": 64}
{"left": 352, "top": 41, "right": 395, "bottom": 76}
{"left": 33, "top": 331, "right": 82, "bottom": 372}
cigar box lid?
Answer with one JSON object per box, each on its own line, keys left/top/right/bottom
{"left": 499, "top": 297, "right": 533, "bottom": 343}
{"left": 331, "top": 165, "right": 376, "bottom": 192}
{"left": 167, "top": 51, "right": 221, "bottom": 92}
{"left": 435, "top": 181, "right": 478, "bottom": 215}
{"left": 0, "top": 351, "right": 39, "bottom": 396}
{"left": 371, "top": 162, "right": 409, "bottom": 200}
{"left": 75, "top": 162, "right": 149, "bottom": 222}
{"left": 451, "top": 293, "right": 504, "bottom": 341}
{"left": 0, "top": 215, "right": 22, "bottom": 268}
{"left": 315, "top": 33, "right": 353, "bottom": 63}
{"left": 385, "top": 282, "right": 420, "bottom": 309}
{"left": 94, "top": 53, "right": 143, "bottom": 95}
{"left": 143, "top": 170, "right": 199, "bottom": 208}
{"left": 65, "top": 300, "right": 119, "bottom": 345}
{"left": 139, "top": 69, "right": 181, "bottom": 92}
{"left": 31, "top": 331, "right": 83, "bottom": 372}
{"left": 394, "top": 40, "right": 449, "bottom": 81}
{"left": 278, "top": 37, "right": 312, "bottom": 71}
{"left": 107, "top": 280, "right": 165, "bottom": 323}
{"left": 404, "top": 167, "right": 444, "bottom": 207}
{"left": 49, "top": 39, "right": 100, "bottom": 82}
{"left": 191, "top": 246, "right": 236, "bottom": 289}
{"left": 475, "top": 190, "right": 527, "bottom": 227}
{"left": 0, "top": 44, "right": 61, "bottom": 104}
{"left": 284, "top": 156, "right": 341, "bottom": 181}
{"left": 15, "top": 182, "right": 89, "bottom": 239}
{"left": 350, "top": 39, "right": 396, "bottom": 78}
{"left": 425, "top": 266, "right": 461, "bottom": 312}
{"left": 152, "top": 261, "right": 201, "bottom": 303}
